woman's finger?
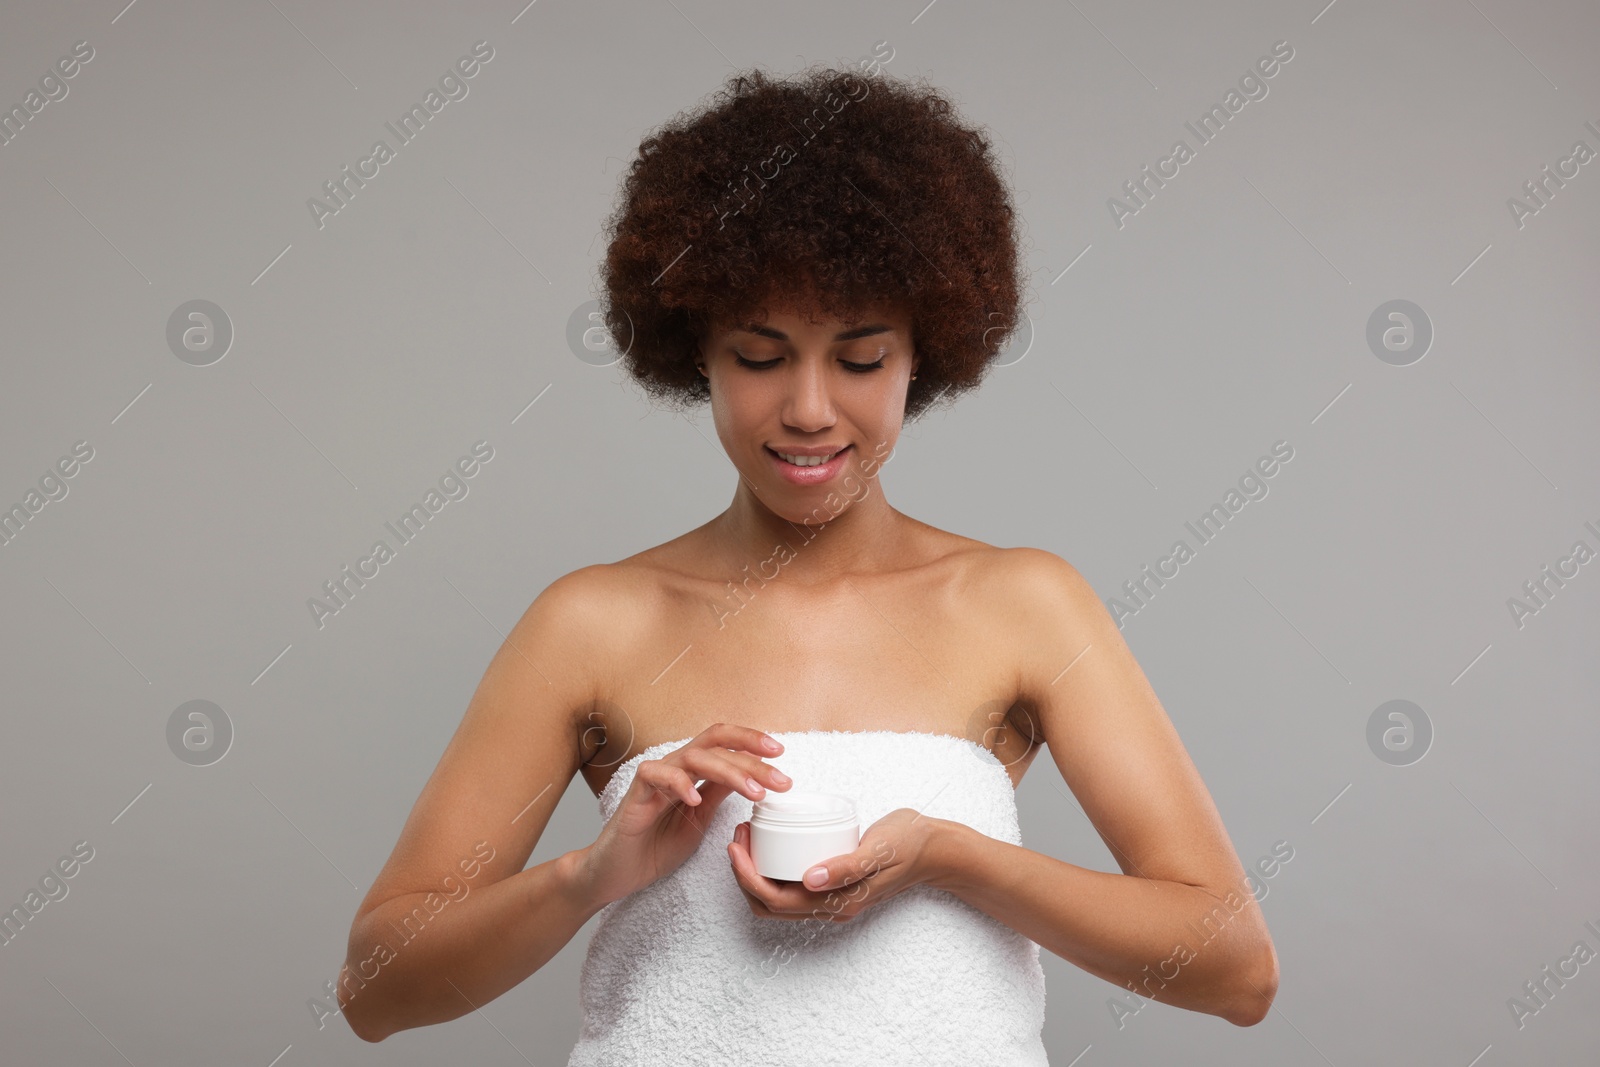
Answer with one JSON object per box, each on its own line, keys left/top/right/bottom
{"left": 728, "top": 823, "right": 831, "bottom": 919}
{"left": 689, "top": 778, "right": 734, "bottom": 815}
{"left": 736, "top": 826, "right": 886, "bottom": 923}
{"left": 727, "top": 823, "right": 783, "bottom": 912}
{"left": 675, "top": 743, "right": 792, "bottom": 794}
{"left": 672, "top": 745, "right": 791, "bottom": 802}
{"left": 633, "top": 759, "right": 703, "bottom": 806}
{"left": 696, "top": 722, "right": 785, "bottom": 760}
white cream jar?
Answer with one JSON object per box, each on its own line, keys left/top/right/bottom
{"left": 749, "top": 791, "right": 860, "bottom": 881}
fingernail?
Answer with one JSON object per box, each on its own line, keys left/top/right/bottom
{"left": 746, "top": 777, "right": 765, "bottom": 795}
{"left": 805, "top": 867, "right": 827, "bottom": 888}
{"left": 771, "top": 770, "right": 791, "bottom": 785}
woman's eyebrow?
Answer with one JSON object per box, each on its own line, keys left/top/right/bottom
{"left": 736, "top": 323, "right": 894, "bottom": 342}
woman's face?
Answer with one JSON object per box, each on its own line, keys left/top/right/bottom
{"left": 698, "top": 296, "right": 917, "bottom": 519}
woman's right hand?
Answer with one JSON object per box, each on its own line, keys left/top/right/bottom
{"left": 575, "top": 723, "right": 791, "bottom": 906}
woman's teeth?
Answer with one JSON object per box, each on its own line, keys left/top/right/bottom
{"left": 777, "top": 451, "right": 838, "bottom": 466}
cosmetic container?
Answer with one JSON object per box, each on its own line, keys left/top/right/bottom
{"left": 749, "top": 791, "right": 860, "bottom": 881}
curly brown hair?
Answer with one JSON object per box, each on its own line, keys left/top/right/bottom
{"left": 596, "top": 64, "right": 1027, "bottom": 422}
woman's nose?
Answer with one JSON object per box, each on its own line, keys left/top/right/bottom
{"left": 780, "top": 362, "right": 836, "bottom": 430}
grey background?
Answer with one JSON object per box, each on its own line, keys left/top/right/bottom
{"left": 2, "top": 0, "right": 1597, "bottom": 1064}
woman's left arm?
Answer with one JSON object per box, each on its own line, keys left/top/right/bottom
{"left": 728, "top": 549, "right": 1278, "bottom": 1026}
{"left": 927, "top": 548, "right": 1279, "bottom": 1027}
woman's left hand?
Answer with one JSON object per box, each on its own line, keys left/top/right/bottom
{"left": 726, "top": 807, "right": 946, "bottom": 922}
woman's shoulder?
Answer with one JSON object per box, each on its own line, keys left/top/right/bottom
{"left": 934, "top": 536, "right": 1097, "bottom": 624}
{"left": 979, "top": 544, "right": 1089, "bottom": 586}
{"left": 521, "top": 540, "right": 709, "bottom": 641}
{"left": 916, "top": 523, "right": 1086, "bottom": 591}
{"left": 527, "top": 555, "right": 676, "bottom": 626}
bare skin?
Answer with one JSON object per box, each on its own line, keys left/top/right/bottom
{"left": 335, "top": 292, "right": 1279, "bottom": 1043}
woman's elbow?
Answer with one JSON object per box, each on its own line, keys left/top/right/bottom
{"left": 344, "top": 1012, "right": 388, "bottom": 1044}
{"left": 343, "top": 1005, "right": 390, "bottom": 1044}
{"left": 336, "top": 964, "right": 392, "bottom": 1043}
{"left": 1227, "top": 944, "right": 1280, "bottom": 1026}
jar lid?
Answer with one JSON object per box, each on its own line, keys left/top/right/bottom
{"left": 750, "top": 791, "right": 857, "bottom": 828}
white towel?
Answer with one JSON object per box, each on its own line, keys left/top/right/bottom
{"left": 566, "top": 729, "right": 1049, "bottom": 1066}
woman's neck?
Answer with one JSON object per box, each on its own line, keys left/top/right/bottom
{"left": 711, "top": 477, "right": 912, "bottom": 587}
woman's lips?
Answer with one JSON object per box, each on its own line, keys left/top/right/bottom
{"left": 766, "top": 445, "right": 852, "bottom": 486}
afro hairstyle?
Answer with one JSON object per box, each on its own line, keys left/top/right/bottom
{"left": 595, "top": 63, "right": 1028, "bottom": 421}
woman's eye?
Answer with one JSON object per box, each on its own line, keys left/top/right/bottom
{"left": 732, "top": 353, "right": 886, "bottom": 372}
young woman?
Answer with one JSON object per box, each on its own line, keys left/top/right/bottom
{"left": 337, "top": 65, "right": 1278, "bottom": 1062}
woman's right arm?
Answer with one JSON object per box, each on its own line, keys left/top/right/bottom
{"left": 337, "top": 565, "right": 792, "bottom": 1042}
{"left": 336, "top": 567, "right": 617, "bottom": 1043}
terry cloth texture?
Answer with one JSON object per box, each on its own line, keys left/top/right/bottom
{"left": 566, "top": 729, "right": 1049, "bottom": 1066}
